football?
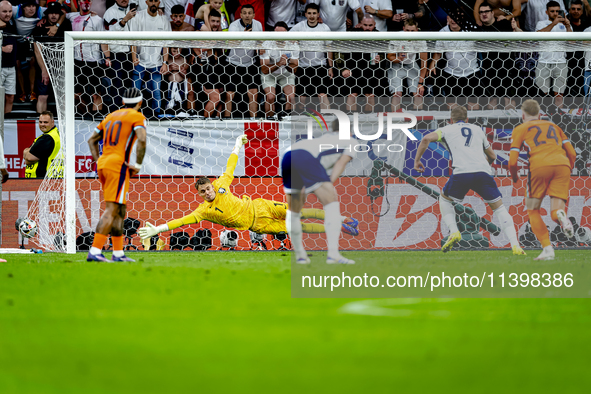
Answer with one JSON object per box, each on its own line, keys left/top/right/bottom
{"left": 575, "top": 226, "right": 591, "bottom": 244}
{"left": 18, "top": 218, "right": 38, "bottom": 239}
{"left": 220, "top": 230, "right": 238, "bottom": 248}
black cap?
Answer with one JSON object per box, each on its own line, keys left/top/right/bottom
{"left": 45, "top": 2, "right": 63, "bottom": 15}
{"left": 22, "top": 0, "right": 39, "bottom": 7}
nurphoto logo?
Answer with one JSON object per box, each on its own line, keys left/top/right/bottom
{"left": 305, "top": 109, "right": 418, "bottom": 153}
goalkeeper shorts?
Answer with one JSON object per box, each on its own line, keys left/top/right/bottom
{"left": 250, "top": 199, "right": 288, "bottom": 234}
{"left": 98, "top": 166, "right": 130, "bottom": 205}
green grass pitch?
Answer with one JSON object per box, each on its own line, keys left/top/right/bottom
{"left": 1, "top": 250, "right": 590, "bottom": 393}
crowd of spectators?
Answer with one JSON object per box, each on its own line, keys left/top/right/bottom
{"left": 1, "top": 0, "right": 591, "bottom": 119}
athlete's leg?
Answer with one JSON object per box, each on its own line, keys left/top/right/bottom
{"left": 526, "top": 197, "right": 554, "bottom": 260}
{"left": 286, "top": 191, "right": 308, "bottom": 261}
{"left": 439, "top": 194, "right": 462, "bottom": 253}
{"left": 489, "top": 199, "right": 523, "bottom": 253}
{"left": 313, "top": 182, "right": 353, "bottom": 262}
{"left": 439, "top": 194, "right": 459, "bottom": 233}
{"left": 111, "top": 204, "right": 126, "bottom": 258}
{"left": 550, "top": 197, "right": 573, "bottom": 238}
{"left": 88, "top": 201, "right": 120, "bottom": 260}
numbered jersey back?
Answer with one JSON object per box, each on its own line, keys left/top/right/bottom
{"left": 510, "top": 120, "right": 571, "bottom": 171}
{"left": 436, "top": 122, "right": 492, "bottom": 175}
{"left": 96, "top": 108, "right": 146, "bottom": 171}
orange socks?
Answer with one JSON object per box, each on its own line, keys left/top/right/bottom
{"left": 92, "top": 233, "right": 108, "bottom": 251}
{"left": 527, "top": 209, "right": 551, "bottom": 248}
{"left": 112, "top": 236, "right": 124, "bottom": 252}
{"left": 551, "top": 209, "right": 559, "bottom": 223}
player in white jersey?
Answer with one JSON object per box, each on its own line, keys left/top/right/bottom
{"left": 414, "top": 106, "right": 525, "bottom": 255}
{"left": 281, "top": 119, "right": 358, "bottom": 264}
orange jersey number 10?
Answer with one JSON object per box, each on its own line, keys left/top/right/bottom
{"left": 104, "top": 120, "right": 123, "bottom": 146}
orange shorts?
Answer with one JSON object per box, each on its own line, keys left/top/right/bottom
{"left": 98, "top": 167, "right": 130, "bottom": 205}
{"left": 527, "top": 165, "right": 571, "bottom": 201}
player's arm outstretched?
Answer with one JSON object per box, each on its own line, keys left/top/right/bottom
{"left": 218, "top": 134, "right": 249, "bottom": 187}
{"left": 138, "top": 135, "right": 248, "bottom": 240}
{"left": 413, "top": 131, "right": 440, "bottom": 173}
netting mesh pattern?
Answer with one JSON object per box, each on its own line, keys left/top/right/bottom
{"left": 26, "top": 38, "right": 591, "bottom": 252}
{"left": 24, "top": 43, "right": 67, "bottom": 252}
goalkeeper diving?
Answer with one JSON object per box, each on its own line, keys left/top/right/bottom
{"left": 139, "top": 135, "right": 359, "bottom": 240}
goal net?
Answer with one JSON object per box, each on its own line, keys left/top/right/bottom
{"left": 27, "top": 31, "right": 591, "bottom": 253}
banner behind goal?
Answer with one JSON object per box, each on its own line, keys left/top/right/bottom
{"left": 26, "top": 32, "right": 591, "bottom": 253}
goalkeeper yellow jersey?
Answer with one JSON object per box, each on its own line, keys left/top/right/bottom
{"left": 169, "top": 154, "right": 255, "bottom": 230}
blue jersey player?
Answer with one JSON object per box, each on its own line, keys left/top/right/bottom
{"left": 414, "top": 106, "right": 525, "bottom": 255}
{"left": 281, "top": 119, "right": 358, "bottom": 264}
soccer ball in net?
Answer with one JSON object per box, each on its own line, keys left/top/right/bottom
{"left": 575, "top": 227, "right": 591, "bottom": 245}
{"left": 220, "top": 230, "right": 239, "bottom": 248}
{"left": 18, "top": 218, "right": 38, "bottom": 239}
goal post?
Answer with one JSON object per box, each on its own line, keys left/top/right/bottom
{"left": 26, "top": 31, "right": 591, "bottom": 253}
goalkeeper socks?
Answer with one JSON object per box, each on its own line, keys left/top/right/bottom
{"left": 527, "top": 209, "right": 551, "bottom": 248}
{"left": 300, "top": 208, "right": 346, "bottom": 223}
{"left": 494, "top": 205, "right": 519, "bottom": 248}
{"left": 90, "top": 233, "right": 108, "bottom": 255}
{"left": 301, "top": 208, "right": 325, "bottom": 220}
{"left": 302, "top": 223, "right": 325, "bottom": 233}
{"left": 439, "top": 196, "right": 459, "bottom": 233}
{"left": 324, "top": 202, "right": 342, "bottom": 258}
{"left": 112, "top": 236, "right": 124, "bottom": 257}
{"left": 286, "top": 210, "right": 306, "bottom": 258}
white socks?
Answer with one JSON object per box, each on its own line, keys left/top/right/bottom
{"left": 324, "top": 202, "right": 341, "bottom": 258}
{"left": 439, "top": 196, "right": 459, "bottom": 233}
{"left": 494, "top": 205, "right": 519, "bottom": 248}
{"left": 286, "top": 210, "right": 306, "bottom": 259}
{"left": 89, "top": 247, "right": 101, "bottom": 255}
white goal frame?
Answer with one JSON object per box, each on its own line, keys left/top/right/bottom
{"left": 61, "top": 31, "right": 590, "bottom": 253}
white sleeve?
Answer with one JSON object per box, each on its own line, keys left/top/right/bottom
{"left": 128, "top": 13, "right": 139, "bottom": 31}
{"left": 380, "top": 0, "right": 393, "bottom": 11}
{"left": 535, "top": 20, "right": 548, "bottom": 31}
{"left": 228, "top": 21, "right": 240, "bottom": 31}
{"left": 348, "top": 0, "right": 361, "bottom": 10}
{"left": 482, "top": 128, "right": 490, "bottom": 149}
{"left": 97, "top": 17, "right": 105, "bottom": 31}
{"left": 105, "top": 9, "right": 126, "bottom": 32}
{"left": 0, "top": 136, "right": 5, "bottom": 169}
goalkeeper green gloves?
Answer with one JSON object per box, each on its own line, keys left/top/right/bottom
{"left": 138, "top": 222, "right": 169, "bottom": 240}
{"left": 232, "top": 134, "right": 249, "bottom": 155}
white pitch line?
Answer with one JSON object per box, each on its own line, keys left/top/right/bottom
{"left": 339, "top": 298, "right": 456, "bottom": 318}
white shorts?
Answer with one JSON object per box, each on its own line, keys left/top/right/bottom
{"left": 535, "top": 62, "right": 568, "bottom": 94}
{"left": 388, "top": 62, "right": 420, "bottom": 94}
{"left": 262, "top": 72, "right": 295, "bottom": 91}
{"left": 1, "top": 67, "right": 16, "bottom": 95}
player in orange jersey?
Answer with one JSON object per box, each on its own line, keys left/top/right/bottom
{"left": 86, "top": 88, "right": 147, "bottom": 262}
{"left": 509, "top": 99, "right": 577, "bottom": 260}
